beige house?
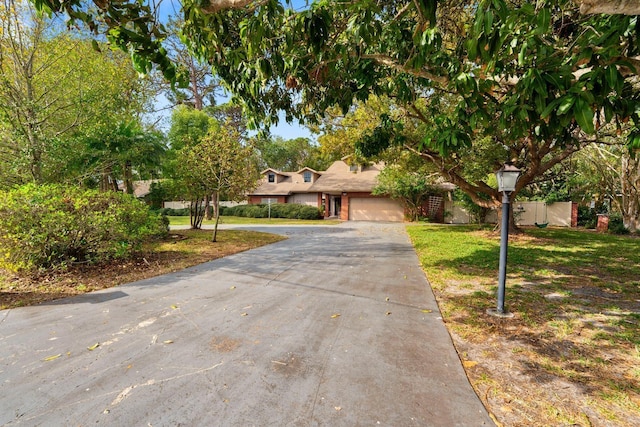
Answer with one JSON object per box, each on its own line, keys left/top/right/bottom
{"left": 248, "top": 160, "right": 406, "bottom": 221}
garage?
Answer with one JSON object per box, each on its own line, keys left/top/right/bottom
{"left": 348, "top": 197, "right": 405, "bottom": 222}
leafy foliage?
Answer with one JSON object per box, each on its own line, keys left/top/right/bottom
{"left": 0, "top": 184, "right": 168, "bottom": 272}
{"left": 30, "top": 0, "right": 640, "bottom": 229}
{"left": 372, "top": 153, "right": 440, "bottom": 221}
{"left": 0, "top": 1, "right": 154, "bottom": 187}
{"left": 224, "top": 203, "right": 323, "bottom": 220}
{"left": 255, "top": 135, "right": 327, "bottom": 171}
{"left": 608, "top": 213, "right": 630, "bottom": 234}
{"left": 173, "top": 121, "right": 258, "bottom": 239}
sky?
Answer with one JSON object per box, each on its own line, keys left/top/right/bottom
{"left": 153, "top": 0, "right": 316, "bottom": 142}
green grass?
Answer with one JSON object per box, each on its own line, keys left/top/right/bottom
{"left": 406, "top": 224, "right": 640, "bottom": 426}
{"left": 166, "top": 215, "right": 342, "bottom": 226}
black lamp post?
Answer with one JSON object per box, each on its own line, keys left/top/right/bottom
{"left": 488, "top": 163, "right": 521, "bottom": 317}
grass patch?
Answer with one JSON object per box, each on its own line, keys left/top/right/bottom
{"left": 166, "top": 215, "right": 342, "bottom": 226}
{"left": 0, "top": 229, "right": 285, "bottom": 310}
{"left": 406, "top": 224, "right": 640, "bottom": 426}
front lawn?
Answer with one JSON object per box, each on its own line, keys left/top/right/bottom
{"left": 166, "top": 215, "right": 342, "bottom": 226}
{"left": 407, "top": 224, "right": 640, "bottom": 427}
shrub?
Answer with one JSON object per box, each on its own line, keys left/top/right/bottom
{"left": 223, "top": 203, "right": 322, "bottom": 219}
{"left": 0, "top": 184, "right": 168, "bottom": 272}
{"left": 608, "top": 213, "right": 630, "bottom": 235}
{"left": 156, "top": 207, "right": 190, "bottom": 216}
{"left": 577, "top": 205, "right": 597, "bottom": 228}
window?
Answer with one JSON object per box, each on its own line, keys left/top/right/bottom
{"left": 303, "top": 171, "right": 312, "bottom": 183}
{"left": 268, "top": 173, "right": 275, "bottom": 183}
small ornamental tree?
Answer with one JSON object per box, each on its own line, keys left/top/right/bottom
{"left": 174, "top": 123, "right": 258, "bottom": 241}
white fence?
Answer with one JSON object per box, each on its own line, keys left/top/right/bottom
{"left": 444, "top": 201, "right": 573, "bottom": 227}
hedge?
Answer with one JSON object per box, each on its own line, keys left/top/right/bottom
{"left": 223, "top": 203, "right": 322, "bottom": 220}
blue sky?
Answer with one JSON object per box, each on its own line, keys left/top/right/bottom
{"left": 154, "top": 0, "right": 315, "bottom": 141}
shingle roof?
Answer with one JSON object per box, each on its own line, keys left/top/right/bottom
{"left": 119, "top": 180, "right": 157, "bottom": 198}
{"left": 309, "top": 161, "right": 383, "bottom": 193}
{"left": 250, "top": 161, "right": 385, "bottom": 196}
{"left": 251, "top": 170, "right": 319, "bottom": 196}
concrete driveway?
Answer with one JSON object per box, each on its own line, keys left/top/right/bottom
{"left": 0, "top": 222, "right": 493, "bottom": 426}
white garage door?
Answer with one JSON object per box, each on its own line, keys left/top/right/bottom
{"left": 349, "top": 197, "right": 404, "bottom": 222}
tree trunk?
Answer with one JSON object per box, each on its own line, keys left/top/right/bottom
{"left": 580, "top": 0, "right": 640, "bottom": 15}
{"left": 495, "top": 194, "right": 521, "bottom": 234}
{"left": 205, "top": 194, "right": 213, "bottom": 220}
{"left": 124, "top": 160, "right": 134, "bottom": 194}
{"left": 190, "top": 199, "right": 205, "bottom": 229}
{"left": 620, "top": 153, "right": 640, "bottom": 233}
{"left": 212, "top": 191, "right": 221, "bottom": 242}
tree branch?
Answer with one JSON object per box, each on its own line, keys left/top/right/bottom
{"left": 201, "top": 0, "right": 267, "bottom": 13}
{"left": 580, "top": 0, "right": 640, "bottom": 15}
{"left": 360, "top": 54, "right": 449, "bottom": 85}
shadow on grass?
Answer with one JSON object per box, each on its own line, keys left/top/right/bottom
{"left": 412, "top": 225, "right": 640, "bottom": 412}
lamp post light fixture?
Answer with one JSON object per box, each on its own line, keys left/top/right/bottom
{"left": 488, "top": 163, "right": 521, "bottom": 318}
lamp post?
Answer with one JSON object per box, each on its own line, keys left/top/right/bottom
{"left": 488, "top": 163, "right": 521, "bottom": 317}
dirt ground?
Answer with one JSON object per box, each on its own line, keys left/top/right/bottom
{"left": 0, "top": 229, "right": 285, "bottom": 310}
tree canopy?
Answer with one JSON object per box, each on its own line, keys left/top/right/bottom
{"left": 1, "top": 0, "right": 154, "bottom": 188}
{"left": 30, "top": 0, "right": 640, "bottom": 226}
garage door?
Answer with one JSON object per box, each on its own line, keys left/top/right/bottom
{"left": 349, "top": 197, "right": 404, "bottom": 221}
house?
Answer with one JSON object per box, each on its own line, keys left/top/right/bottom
{"left": 118, "top": 180, "right": 156, "bottom": 199}
{"left": 248, "top": 167, "right": 323, "bottom": 207}
{"left": 248, "top": 161, "right": 406, "bottom": 221}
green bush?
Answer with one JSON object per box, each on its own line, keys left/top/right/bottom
{"left": 0, "top": 184, "right": 168, "bottom": 272}
{"left": 223, "top": 203, "right": 322, "bottom": 219}
{"left": 608, "top": 213, "right": 630, "bottom": 235}
{"left": 156, "top": 207, "right": 190, "bottom": 216}
{"left": 577, "top": 205, "right": 597, "bottom": 228}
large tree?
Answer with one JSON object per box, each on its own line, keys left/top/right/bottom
{"left": 33, "top": 1, "right": 640, "bottom": 218}
{"left": 0, "top": 0, "right": 150, "bottom": 187}
{"left": 255, "top": 135, "right": 326, "bottom": 171}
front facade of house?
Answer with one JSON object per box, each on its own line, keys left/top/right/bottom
{"left": 248, "top": 161, "right": 406, "bottom": 221}
{"left": 247, "top": 167, "right": 323, "bottom": 207}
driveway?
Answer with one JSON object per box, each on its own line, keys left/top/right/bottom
{"left": 0, "top": 222, "right": 493, "bottom": 426}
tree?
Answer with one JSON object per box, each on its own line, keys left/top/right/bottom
{"left": 174, "top": 123, "right": 257, "bottom": 240}
{"left": 373, "top": 153, "right": 441, "bottom": 222}
{"left": 314, "top": 96, "right": 391, "bottom": 164}
{"left": 153, "top": 16, "right": 221, "bottom": 111}
{"left": 165, "top": 105, "right": 216, "bottom": 221}
{"left": 80, "top": 121, "right": 166, "bottom": 193}
{"left": 181, "top": 0, "right": 640, "bottom": 232}
{"left": 0, "top": 0, "right": 151, "bottom": 187}
{"left": 167, "top": 105, "right": 214, "bottom": 151}
{"left": 576, "top": 142, "right": 640, "bottom": 232}
{"left": 32, "top": 1, "right": 640, "bottom": 230}
{"left": 255, "top": 135, "right": 326, "bottom": 171}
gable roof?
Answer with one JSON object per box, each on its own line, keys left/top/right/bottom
{"left": 250, "top": 161, "right": 386, "bottom": 196}
{"left": 251, "top": 169, "right": 319, "bottom": 196}
{"left": 309, "top": 161, "right": 383, "bottom": 193}
{"left": 118, "top": 180, "right": 157, "bottom": 198}
{"left": 296, "top": 167, "right": 320, "bottom": 174}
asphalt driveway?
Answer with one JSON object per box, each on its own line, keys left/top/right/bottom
{"left": 0, "top": 222, "right": 493, "bottom": 426}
